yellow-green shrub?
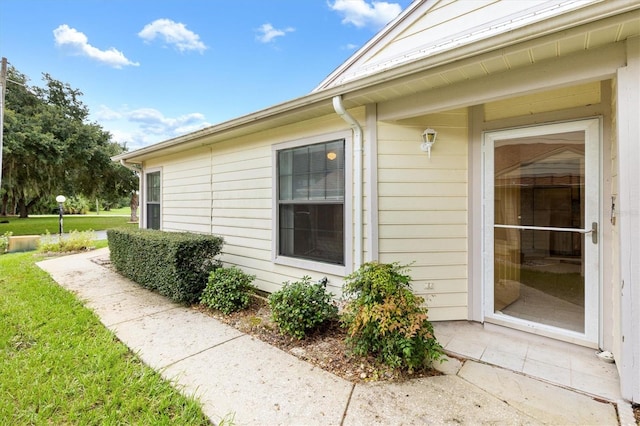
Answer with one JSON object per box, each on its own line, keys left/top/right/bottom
{"left": 341, "top": 262, "right": 443, "bottom": 372}
{"left": 38, "top": 230, "right": 96, "bottom": 253}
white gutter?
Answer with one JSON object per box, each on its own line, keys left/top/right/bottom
{"left": 333, "top": 95, "right": 363, "bottom": 269}
{"left": 119, "top": 159, "right": 141, "bottom": 172}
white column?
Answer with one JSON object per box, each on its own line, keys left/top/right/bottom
{"left": 617, "top": 36, "right": 640, "bottom": 403}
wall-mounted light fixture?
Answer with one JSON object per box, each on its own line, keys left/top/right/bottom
{"left": 420, "top": 128, "right": 438, "bottom": 159}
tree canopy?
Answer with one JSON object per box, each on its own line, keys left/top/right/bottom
{"left": 1, "top": 66, "right": 138, "bottom": 217}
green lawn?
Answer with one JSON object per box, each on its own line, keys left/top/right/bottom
{"left": 0, "top": 250, "right": 211, "bottom": 424}
{"left": 0, "top": 215, "right": 137, "bottom": 236}
{"left": 93, "top": 206, "right": 133, "bottom": 216}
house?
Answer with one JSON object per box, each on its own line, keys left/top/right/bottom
{"left": 114, "top": 0, "right": 640, "bottom": 402}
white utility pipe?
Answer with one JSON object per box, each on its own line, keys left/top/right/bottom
{"left": 332, "top": 95, "right": 363, "bottom": 269}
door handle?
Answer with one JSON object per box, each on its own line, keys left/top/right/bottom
{"left": 582, "top": 222, "right": 598, "bottom": 244}
{"left": 588, "top": 222, "right": 598, "bottom": 244}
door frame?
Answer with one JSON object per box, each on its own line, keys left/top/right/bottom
{"left": 481, "top": 118, "right": 602, "bottom": 347}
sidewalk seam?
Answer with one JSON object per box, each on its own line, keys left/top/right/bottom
{"left": 339, "top": 383, "right": 356, "bottom": 426}
{"left": 105, "top": 305, "right": 183, "bottom": 327}
{"left": 161, "top": 333, "right": 247, "bottom": 370}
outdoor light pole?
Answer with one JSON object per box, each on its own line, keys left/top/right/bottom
{"left": 56, "top": 195, "right": 66, "bottom": 236}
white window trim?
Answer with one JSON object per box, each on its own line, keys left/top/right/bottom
{"left": 143, "top": 167, "right": 162, "bottom": 230}
{"left": 272, "top": 130, "right": 353, "bottom": 277}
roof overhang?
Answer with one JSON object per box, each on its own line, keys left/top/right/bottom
{"left": 114, "top": 1, "right": 640, "bottom": 164}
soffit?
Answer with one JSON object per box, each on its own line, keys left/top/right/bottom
{"left": 340, "top": 9, "right": 640, "bottom": 110}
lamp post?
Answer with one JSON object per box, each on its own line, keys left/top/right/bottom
{"left": 56, "top": 195, "right": 66, "bottom": 236}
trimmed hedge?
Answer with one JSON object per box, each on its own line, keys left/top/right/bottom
{"left": 107, "top": 228, "right": 224, "bottom": 304}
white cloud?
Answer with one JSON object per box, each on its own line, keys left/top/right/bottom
{"left": 53, "top": 24, "right": 139, "bottom": 68}
{"left": 255, "top": 23, "right": 295, "bottom": 43}
{"left": 328, "top": 0, "right": 402, "bottom": 29}
{"left": 95, "top": 105, "right": 123, "bottom": 121}
{"left": 138, "top": 19, "right": 207, "bottom": 53}
{"left": 97, "top": 106, "right": 210, "bottom": 150}
{"left": 128, "top": 108, "right": 209, "bottom": 135}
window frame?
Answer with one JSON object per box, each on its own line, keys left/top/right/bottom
{"left": 143, "top": 168, "right": 162, "bottom": 230}
{"left": 272, "top": 131, "right": 353, "bottom": 276}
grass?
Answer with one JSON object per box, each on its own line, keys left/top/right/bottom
{"left": 91, "top": 206, "right": 133, "bottom": 216}
{"left": 0, "top": 215, "right": 137, "bottom": 236}
{"left": 0, "top": 250, "right": 212, "bottom": 424}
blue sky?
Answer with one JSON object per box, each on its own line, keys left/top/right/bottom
{"left": 1, "top": 0, "right": 412, "bottom": 150}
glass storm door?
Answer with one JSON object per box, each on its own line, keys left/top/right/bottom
{"left": 483, "top": 119, "right": 600, "bottom": 345}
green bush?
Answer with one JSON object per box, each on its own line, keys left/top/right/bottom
{"left": 0, "top": 231, "right": 12, "bottom": 254}
{"left": 107, "top": 228, "right": 224, "bottom": 304}
{"left": 341, "top": 262, "right": 443, "bottom": 372}
{"left": 200, "top": 266, "right": 256, "bottom": 314}
{"left": 269, "top": 276, "right": 338, "bottom": 339}
{"left": 38, "top": 230, "right": 96, "bottom": 253}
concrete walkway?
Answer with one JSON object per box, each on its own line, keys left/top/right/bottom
{"left": 37, "top": 248, "right": 628, "bottom": 425}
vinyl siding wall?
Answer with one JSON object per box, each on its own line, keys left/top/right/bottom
{"left": 142, "top": 80, "right": 615, "bottom": 329}
{"left": 377, "top": 108, "right": 469, "bottom": 320}
{"left": 146, "top": 147, "right": 212, "bottom": 234}
{"left": 145, "top": 110, "right": 364, "bottom": 297}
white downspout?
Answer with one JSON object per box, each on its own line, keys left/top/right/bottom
{"left": 333, "top": 95, "right": 363, "bottom": 269}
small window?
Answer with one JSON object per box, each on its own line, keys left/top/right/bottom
{"left": 277, "top": 140, "right": 345, "bottom": 265}
{"left": 145, "top": 171, "right": 161, "bottom": 230}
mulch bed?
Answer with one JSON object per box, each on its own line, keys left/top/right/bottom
{"left": 193, "top": 295, "right": 442, "bottom": 383}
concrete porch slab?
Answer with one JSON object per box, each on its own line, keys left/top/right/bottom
{"left": 458, "top": 361, "right": 618, "bottom": 425}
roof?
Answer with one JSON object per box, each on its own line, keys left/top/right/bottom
{"left": 315, "top": 0, "right": 604, "bottom": 91}
{"left": 114, "top": 0, "right": 640, "bottom": 163}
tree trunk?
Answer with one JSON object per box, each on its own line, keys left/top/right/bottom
{"left": 130, "top": 192, "right": 139, "bottom": 222}
{"left": 17, "top": 198, "right": 28, "bottom": 218}
{"left": 1, "top": 193, "right": 7, "bottom": 216}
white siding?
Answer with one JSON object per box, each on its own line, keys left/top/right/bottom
{"left": 149, "top": 113, "right": 362, "bottom": 297}
{"left": 146, "top": 148, "right": 212, "bottom": 234}
{"left": 377, "top": 108, "right": 468, "bottom": 320}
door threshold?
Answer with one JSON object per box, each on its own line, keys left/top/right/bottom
{"left": 484, "top": 315, "right": 598, "bottom": 349}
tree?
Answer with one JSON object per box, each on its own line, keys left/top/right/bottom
{"left": 1, "top": 66, "right": 138, "bottom": 217}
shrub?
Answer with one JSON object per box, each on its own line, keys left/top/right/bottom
{"left": 107, "top": 228, "right": 224, "bottom": 304}
{"left": 269, "top": 276, "right": 338, "bottom": 339}
{"left": 0, "top": 231, "right": 12, "bottom": 254}
{"left": 341, "top": 262, "right": 443, "bottom": 372}
{"left": 38, "top": 230, "right": 96, "bottom": 253}
{"left": 200, "top": 267, "right": 256, "bottom": 314}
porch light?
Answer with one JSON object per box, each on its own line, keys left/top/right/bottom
{"left": 421, "top": 128, "right": 438, "bottom": 159}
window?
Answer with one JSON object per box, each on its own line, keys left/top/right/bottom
{"left": 277, "top": 139, "right": 345, "bottom": 265}
{"left": 145, "top": 170, "right": 161, "bottom": 230}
